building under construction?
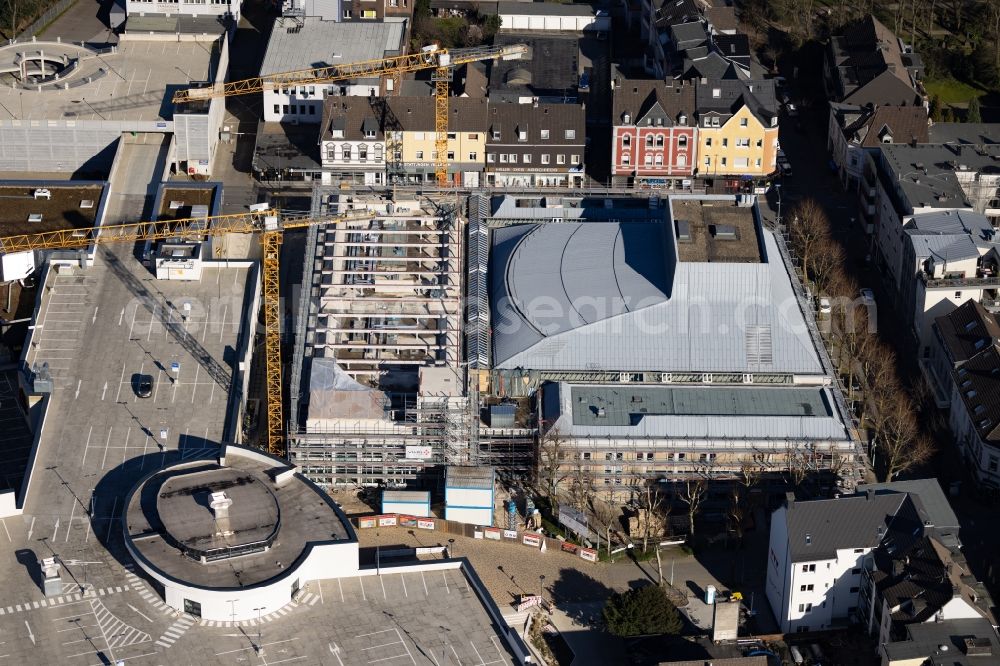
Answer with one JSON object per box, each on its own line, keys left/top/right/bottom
{"left": 287, "top": 192, "right": 500, "bottom": 488}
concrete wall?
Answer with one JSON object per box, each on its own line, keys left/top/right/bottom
{"left": 0, "top": 120, "right": 164, "bottom": 174}
{"left": 499, "top": 13, "right": 610, "bottom": 32}
{"left": 223, "top": 261, "right": 261, "bottom": 444}
{"left": 765, "top": 505, "right": 790, "bottom": 631}
{"left": 125, "top": 0, "right": 240, "bottom": 21}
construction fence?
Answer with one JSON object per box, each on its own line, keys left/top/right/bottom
{"left": 355, "top": 513, "right": 599, "bottom": 564}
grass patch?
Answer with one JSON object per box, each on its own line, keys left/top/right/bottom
{"left": 924, "top": 76, "right": 983, "bottom": 106}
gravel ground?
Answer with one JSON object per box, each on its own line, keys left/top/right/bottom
{"left": 355, "top": 523, "right": 620, "bottom": 610}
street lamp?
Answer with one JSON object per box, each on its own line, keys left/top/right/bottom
{"left": 253, "top": 606, "right": 265, "bottom": 656}
{"left": 774, "top": 183, "right": 783, "bottom": 228}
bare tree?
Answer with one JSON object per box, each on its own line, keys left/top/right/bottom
{"left": 638, "top": 483, "right": 663, "bottom": 552}
{"left": 788, "top": 199, "right": 831, "bottom": 285}
{"left": 810, "top": 237, "right": 846, "bottom": 294}
{"left": 536, "top": 426, "right": 570, "bottom": 515}
{"left": 568, "top": 462, "right": 595, "bottom": 514}
{"left": 874, "top": 396, "right": 932, "bottom": 481}
{"left": 738, "top": 459, "right": 760, "bottom": 492}
{"left": 727, "top": 486, "right": 746, "bottom": 545}
{"left": 679, "top": 477, "right": 707, "bottom": 537}
{"left": 784, "top": 444, "right": 814, "bottom": 489}
{"left": 588, "top": 496, "right": 621, "bottom": 558}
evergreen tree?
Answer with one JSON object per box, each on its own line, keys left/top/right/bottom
{"left": 967, "top": 96, "right": 982, "bottom": 124}
{"left": 602, "top": 584, "right": 684, "bottom": 637}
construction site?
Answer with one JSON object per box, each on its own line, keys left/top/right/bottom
{"left": 282, "top": 191, "right": 534, "bottom": 491}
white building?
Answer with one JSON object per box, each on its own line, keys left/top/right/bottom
{"left": 260, "top": 19, "right": 406, "bottom": 124}
{"left": 497, "top": 1, "right": 610, "bottom": 32}
{"left": 897, "top": 210, "right": 1000, "bottom": 357}
{"left": 123, "top": 445, "right": 360, "bottom": 621}
{"left": 766, "top": 481, "right": 992, "bottom": 636}
{"left": 319, "top": 96, "right": 387, "bottom": 185}
{"left": 766, "top": 491, "right": 905, "bottom": 633}
{"left": 826, "top": 103, "right": 928, "bottom": 191}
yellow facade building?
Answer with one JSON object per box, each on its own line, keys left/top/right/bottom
{"left": 695, "top": 80, "right": 780, "bottom": 180}
{"left": 384, "top": 97, "right": 488, "bottom": 186}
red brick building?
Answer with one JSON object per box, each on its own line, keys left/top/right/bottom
{"left": 611, "top": 77, "right": 698, "bottom": 187}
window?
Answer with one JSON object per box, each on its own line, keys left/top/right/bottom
{"left": 374, "top": 145, "right": 383, "bottom": 161}
{"left": 499, "top": 154, "right": 508, "bottom": 163}
{"left": 605, "top": 452, "right": 613, "bottom": 461}
{"left": 854, "top": 548, "right": 864, "bottom": 553}
{"left": 740, "top": 117, "right": 748, "bottom": 127}
{"left": 678, "top": 135, "right": 688, "bottom": 148}
{"left": 621, "top": 154, "right": 629, "bottom": 165}
{"left": 282, "top": 105, "right": 290, "bottom": 114}
{"left": 394, "top": 151, "right": 401, "bottom": 161}
{"left": 712, "top": 117, "right": 720, "bottom": 127}
{"left": 704, "top": 157, "right": 711, "bottom": 166}
{"left": 541, "top": 154, "right": 550, "bottom": 165}
{"left": 654, "top": 154, "right": 663, "bottom": 166}
{"left": 447, "top": 132, "right": 457, "bottom": 140}
{"left": 645, "top": 452, "right": 654, "bottom": 460}
{"left": 571, "top": 155, "right": 580, "bottom": 165}
{"left": 518, "top": 130, "right": 527, "bottom": 141}
{"left": 487, "top": 153, "right": 496, "bottom": 163}
{"left": 955, "top": 291, "right": 962, "bottom": 299}
{"left": 447, "top": 151, "right": 455, "bottom": 160}
{"left": 802, "top": 564, "right": 816, "bottom": 572}
{"left": 582, "top": 452, "right": 591, "bottom": 460}
{"left": 326, "top": 145, "right": 336, "bottom": 160}
{"left": 676, "top": 453, "right": 686, "bottom": 460}
{"left": 362, "top": 9, "right": 376, "bottom": 17}
{"left": 541, "top": 129, "right": 550, "bottom": 139}
{"left": 622, "top": 134, "right": 630, "bottom": 146}
{"left": 705, "top": 137, "right": 712, "bottom": 146}
{"left": 523, "top": 154, "right": 531, "bottom": 163}
{"left": 722, "top": 138, "right": 729, "bottom": 147}
{"left": 343, "top": 8, "right": 352, "bottom": 17}
{"left": 565, "top": 129, "right": 576, "bottom": 139}
{"left": 364, "top": 129, "right": 376, "bottom": 139}
{"left": 342, "top": 144, "right": 352, "bottom": 160}
{"left": 273, "top": 104, "right": 280, "bottom": 114}
{"left": 467, "top": 133, "right": 477, "bottom": 140}
{"left": 557, "top": 154, "right": 566, "bottom": 165}
{"left": 805, "top": 603, "right": 813, "bottom": 611}
{"left": 492, "top": 130, "right": 501, "bottom": 140}
{"left": 798, "top": 604, "right": 805, "bottom": 612}
{"left": 508, "top": 154, "right": 517, "bottom": 163}
{"left": 656, "top": 135, "right": 664, "bottom": 147}
{"left": 721, "top": 157, "right": 727, "bottom": 166}
{"left": 416, "top": 151, "right": 424, "bottom": 159}
{"left": 646, "top": 135, "right": 654, "bottom": 147}
{"left": 469, "top": 152, "right": 477, "bottom": 161}
{"left": 799, "top": 584, "right": 814, "bottom": 592}
{"left": 736, "top": 138, "right": 750, "bottom": 147}
{"left": 359, "top": 144, "right": 368, "bottom": 160}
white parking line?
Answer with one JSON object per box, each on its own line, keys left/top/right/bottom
{"left": 114, "top": 360, "right": 127, "bottom": 404}
{"left": 80, "top": 426, "right": 93, "bottom": 467}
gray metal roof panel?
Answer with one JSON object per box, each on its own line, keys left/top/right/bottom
{"left": 492, "top": 229, "right": 823, "bottom": 374}
{"left": 909, "top": 235, "right": 979, "bottom": 263}
{"left": 261, "top": 20, "right": 405, "bottom": 77}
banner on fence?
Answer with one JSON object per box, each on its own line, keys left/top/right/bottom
{"left": 560, "top": 542, "right": 579, "bottom": 554}
{"left": 516, "top": 595, "right": 542, "bottom": 612}
{"left": 417, "top": 518, "right": 435, "bottom": 530}
{"left": 484, "top": 527, "right": 502, "bottom": 541}
{"left": 503, "top": 529, "right": 518, "bottom": 539}
{"left": 522, "top": 533, "right": 542, "bottom": 548}
{"left": 579, "top": 547, "right": 598, "bottom": 562}
{"left": 376, "top": 514, "right": 397, "bottom": 527}
{"left": 398, "top": 515, "right": 418, "bottom": 527}
{"left": 358, "top": 516, "right": 376, "bottom": 529}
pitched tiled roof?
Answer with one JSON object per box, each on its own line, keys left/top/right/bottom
{"left": 695, "top": 79, "right": 777, "bottom": 125}
{"left": 612, "top": 77, "right": 697, "bottom": 126}
{"left": 784, "top": 492, "right": 908, "bottom": 562}
{"left": 384, "top": 96, "right": 489, "bottom": 132}
{"left": 320, "top": 97, "right": 382, "bottom": 142}
{"left": 486, "top": 101, "right": 585, "bottom": 143}
{"left": 855, "top": 105, "right": 929, "bottom": 147}
{"left": 935, "top": 300, "right": 1000, "bottom": 442}
{"left": 828, "top": 15, "right": 922, "bottom": 105}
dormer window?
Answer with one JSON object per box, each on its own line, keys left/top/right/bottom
{"left": 679, "top": 113, "right": 687, "bottom": 125}
{"left": 492, "top": 130, "right": 501, "bottom": 140}
{"left": 712, "top": 88, "right": 721, "bottom": 98}
{"left": 623, "top": 113, "right": 631, "bottom": 124}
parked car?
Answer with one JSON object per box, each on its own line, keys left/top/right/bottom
{"left": 860, "top": 288, "right": 875, "bottom": 304}
{"left": 135, "top": 374, "right": 154, "bottom": 398}
{"left": 780, "top": 162, "right": 793, "bottom": 177}
{"left": 818, "top": 297, "right": 832, "bottom": 314}
{"left": 785, "top": 102, "right": 799, "bottom": 117}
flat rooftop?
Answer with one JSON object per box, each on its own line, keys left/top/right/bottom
{"left": 0, "top": 183, "right": 105, "bottom": 236}
{"left": 158, "top": 185, "right": 217, "bottom": 220}
{"left": 127, "top": 455, "right": 352, "bottom": 588}
{"left": 670, "top": 198, "right": 762, "bottom": 263}
{"left": 260, "top": 19, "right": 405, "bottom": 77}
{"left": 0, "top": 39, "right": 221, "bottom": 122}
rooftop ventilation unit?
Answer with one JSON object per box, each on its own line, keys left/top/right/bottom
{"left": 711, "top": 224, "right": 738, "bottom": 239}
{"left": 28, "top": 213, "right": 43, "bottom": 223}
{"left": 675, "top": 219, "right": 691, "bottom": 241}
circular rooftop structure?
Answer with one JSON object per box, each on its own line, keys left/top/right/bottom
{"left": 123, "top": 446, "right": 358, "bottom": 621}
{"left": 156, "top": 468, "right": 281, "bottom": 563}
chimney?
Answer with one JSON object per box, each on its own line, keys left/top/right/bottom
{"left": 786, "top": 491, "right": 795, "bottom": 508}
{"left": 866, "top": 487, "right": 875, "bottom": 501}
{"left": 210, "top": 491, "right": 234, "bottom": 537}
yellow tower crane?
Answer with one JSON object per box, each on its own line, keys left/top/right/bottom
{"left": 171, "top": 44, "right": 528, "bottom": 186}
{"left": 0, "top": 208, "right": 374, "bottom": 457}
